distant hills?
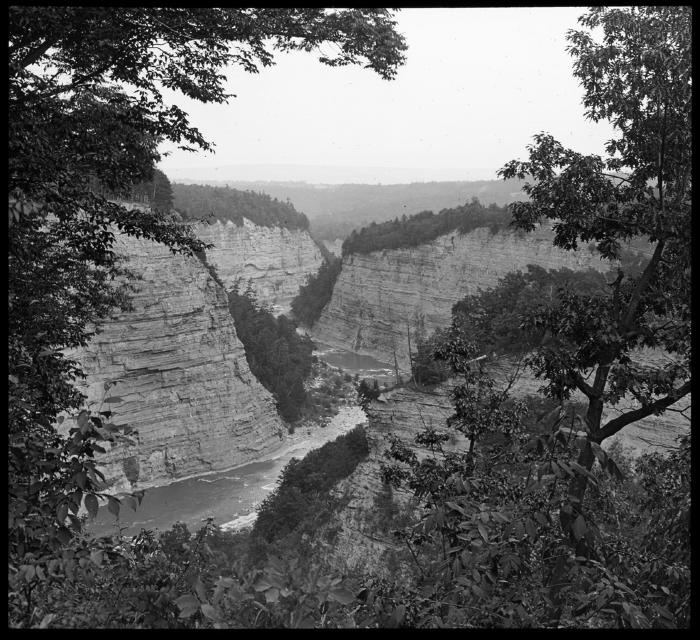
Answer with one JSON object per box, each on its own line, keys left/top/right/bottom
{"left": 173, "top": 178, "right": 527, "bottom": 242}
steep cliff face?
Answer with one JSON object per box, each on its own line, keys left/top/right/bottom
{"left": 318, "top": 386, "right": 458, "bottom": 578}
{"left": 194, "top": 219, "right": 323, "bottom": 315}
{"left": 312, "top": 225, "right": 609, "bottom": 368}
{"left": 64, "top": 232, "right": 286, "bottom": 493}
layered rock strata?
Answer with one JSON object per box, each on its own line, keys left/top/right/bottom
{"left": 65, "top": 232, "right": 285, "bottom": 493}
{"left": 194, "top": 219, "right": 324, "bottom": 315}
{"left": 312, "top": 225, "right": 609, "bottom": 368}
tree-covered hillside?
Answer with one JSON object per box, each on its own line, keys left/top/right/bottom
{"left": 172, "top": 182, "right": 310, "bottom": 230}
{"left": 227, "top": 284, "right": 315, "bottom": 423}
{"left": 342, "top": 198, "right": 512, "bottom": 256}
{"left": 290, "top": 256, "right": 342, "bottom": 328}
{"left": 189, "top": 178, "right": 527, "bottom": 241}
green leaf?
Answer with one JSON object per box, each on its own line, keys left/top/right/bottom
{"left": 264, "top": 587, "right": 280, "bottom": 604}
{"left": 328, "top": 588, "right": 355, "bottom": 605}
{"left": 56, "top": 503, "right": 69, "bottom": 523}
{"left": 74, "top": 471, "right": 87, "bottom": 490}
{"left": 200, "top": 603, "right": 219, "bottom": 621}
{"left": 193, "top": 576, "right": 208, "bottom": 603}
{"left": 477, "top": 522, "right": 489, "bottom": 542}
{"left": 471, "top": 584, "right": 487, "bottom": 599}
{"left": 84, "top": 493, "right": 98, "bottom": 519}
{"left": 103, "top": 396, "right": 124, "bottom": 403}
{"left": 525, "top": 517, "right": 537, "bottom": 540}
{"left": 175, "top": 594, "right": 200, "bottom": 618}
{"left": 572, "top": 514, "right": 587, "bottom": 541}
{"left": 38, "top": 614, "right": 56, "bottom": 628}
{"left": 77, "top": 411, "right": 90, "bottom": 430}
{"left": 107, "top": 496, "right": 120, "bottom": 517}
{"left": 253, "top": 577, "right": 272, "bottom": 592}
{"left": 446, "top": 501, "right": 466, "bottom": 515}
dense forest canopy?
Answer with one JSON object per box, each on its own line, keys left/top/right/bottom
{"left": 172, "top": 182, "right": 310, "bottom": 230}
{"left": 290, "top": 256, "right": 343, "bottom": 328}
{"left": 227, "top": 284, "right": 315, "bottom": 423}
{"left": 341, "top": 198, "right": 513, "bottom": 256}
{"left": 451, "top": 264, "right": 612, "bottom": 357}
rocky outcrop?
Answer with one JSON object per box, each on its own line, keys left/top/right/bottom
{"left": 312, "top": 225, "right": 609, "bottom": 369}
{"left": 64, "top": 232, "right": 286, "bottom": 493}
{"left": 318, "top": 363, "right": 690, "bottom": 577}
{"left": 194, "top": 219, "right": 323, "bottom": 315}
{"left": 318, "top": 386, "right": 458, "bottom": 578}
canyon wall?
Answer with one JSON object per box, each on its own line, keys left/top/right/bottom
{"left": 312, "top": 225, "right": 609, "bottom": 369}
{"left": 64, "top": 232, "right": 286, "bottom": 494}
{"left": 194, "top": 219, "right": 324, "bottom": 315}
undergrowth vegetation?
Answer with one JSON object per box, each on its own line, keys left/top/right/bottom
{"left": 251, "top": 426, "right": 369, "bottom": 553}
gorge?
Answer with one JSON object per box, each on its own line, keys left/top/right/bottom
{"left": 63, "top": 215, "right": 323, "bottom": 494}
{"left": 312, "top": 224, "right": 609, "bottom": 370}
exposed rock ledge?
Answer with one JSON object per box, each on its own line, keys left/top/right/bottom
{"left": 194, "top": 218, "right": 324, "bottom": 315}
{"left": 63, "top": 232, "right": 286, "bottom": 493}
{"left": 312, "top": 224, "right": 610, "bottom": 369}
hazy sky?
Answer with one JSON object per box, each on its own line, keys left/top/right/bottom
{"left": 159, "top": 7, "right": 617, "bottom": 184}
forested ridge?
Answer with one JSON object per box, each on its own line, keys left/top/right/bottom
{"left": 172, "top": 182, "right": 310, "bottom": 230}
{"left": 341, "top": 198, "right": 513, "bottom": 256}
{"left": 209, "top": 178, "right": 528, "bottom": 242}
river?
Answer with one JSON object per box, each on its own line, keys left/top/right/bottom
{"left": 87, "top": 346, "right": 394, "bottom": 538}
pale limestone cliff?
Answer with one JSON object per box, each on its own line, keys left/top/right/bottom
{"left": 64, "top": 232, "right": 286, "bottom": 493}
{"left": 312, "top": 225, "right": 610, "bottom": 369}
{"left": 194, "top": 219, "right": 324, "bottom": 315}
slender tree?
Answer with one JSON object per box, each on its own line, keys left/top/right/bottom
{"left": 498, "top": 6, "right": 691, "bottom": 519}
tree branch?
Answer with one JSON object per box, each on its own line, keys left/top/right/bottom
{"left": 13, "top": 38, "right": 57, "bottom": 71}
{"left": 594, "top": 381, "right": 691, "bottom": 442}
{"left": 571, "top": 370, "right": 596, "bottom": 399}
{"left": 619, "top": 239, "right": 665, "bottom": 331}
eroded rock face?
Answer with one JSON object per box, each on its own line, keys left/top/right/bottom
{"left": 318, "top": 386, "right": 459, "bottom": 579}
{"left": 64, "top": 233, "right": 286, "bottom": 493}
{"left": 194, "top": 219, "right": 324, "bottom": 315}
{"left": 312, "top": 225, "right": 609, "bottom": 368}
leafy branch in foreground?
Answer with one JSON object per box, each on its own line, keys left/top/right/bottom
{"left": 9, "top": 7, "right": 407, "bottom": 627}
{"left": 497, "top": 4, "right": 690, "bottom": 549}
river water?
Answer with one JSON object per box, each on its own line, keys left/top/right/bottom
{"left": 87, "top": 346, "right": 394, "bottom": 539}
